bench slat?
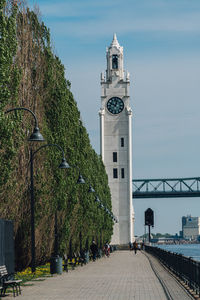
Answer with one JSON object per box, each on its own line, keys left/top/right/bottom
{"left": 0, "top": 265, "right": 22, "bottom": 297}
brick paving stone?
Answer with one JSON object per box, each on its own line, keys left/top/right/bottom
{"left": 4, "top": 251, "right": 194, "bottom": 300}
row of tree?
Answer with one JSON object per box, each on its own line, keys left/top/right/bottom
{"left": 0, "top": 0, "right": 113, "bottom": 270}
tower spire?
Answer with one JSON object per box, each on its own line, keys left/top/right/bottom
{"left": 110, "top": 33, "right": 120, "bottom": 48}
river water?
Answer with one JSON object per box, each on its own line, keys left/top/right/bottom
{"left": 156, "top": 243, "right": 200, "bottom": 261}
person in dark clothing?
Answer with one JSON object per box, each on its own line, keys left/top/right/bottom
{"left": 90, "top": 240, "right": 98, "bottom": 261}
{"left": 104, "top": 242, "right": 110, "bottom": 257}
{"left": 133, "top": 241, "right": 138, "bottom": 254}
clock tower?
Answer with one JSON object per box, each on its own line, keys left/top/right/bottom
{"left": 99, "top": 34, "right": 134, "bottom": 245}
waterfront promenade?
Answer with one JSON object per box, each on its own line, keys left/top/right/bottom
{"left": 6, "top": 250, "right": 195, "bottom": 300}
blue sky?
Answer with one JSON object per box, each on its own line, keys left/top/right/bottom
{"left": 29, "top": 0, "right": 200, "bottom": 236}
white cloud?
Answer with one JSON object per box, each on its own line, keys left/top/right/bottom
{"left": 44, "top": 12, "right": 200, "bottom": 40}
{"left": 30, "top": 0, "right": 200, "bottom": 39}
{"left": 37, "top": 0, "right": 121, "bottom": 18}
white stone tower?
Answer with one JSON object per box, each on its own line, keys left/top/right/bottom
{"left": 99, "top": 34, "right": 134, "bottom": 245}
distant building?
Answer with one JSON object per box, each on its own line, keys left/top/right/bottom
{"left": 182, "top": 215, "right": 200, "bottom": 240}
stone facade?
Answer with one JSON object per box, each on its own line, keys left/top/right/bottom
{"left": 99, "top": 34, "right": 134, "bottom": 245}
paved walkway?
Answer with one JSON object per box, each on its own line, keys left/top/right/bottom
{"left": 6, "top": 251, "right": 194, "bottom": 300}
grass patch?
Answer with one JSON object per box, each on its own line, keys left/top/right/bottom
{"left": 15, "top": 259, "right": 83, "bottom": 286}
{"left": 15, "top": 263, "right": 52, "bottom": 285}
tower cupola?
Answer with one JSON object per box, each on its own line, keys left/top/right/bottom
{"left": 106, "top": 33, "right": 124, "bottom": 81}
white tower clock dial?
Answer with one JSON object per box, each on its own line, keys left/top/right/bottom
{"left": 99, "top": 34, "right": 134, "bottom": 245}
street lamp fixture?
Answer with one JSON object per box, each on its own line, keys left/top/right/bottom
{"left": 88, "top": 185, "right": 95, "bottom": 193}
{"left": 5, "top": 107, "right": 44, "bottom": 142}
{"left": 29, "top": 126, "right": 44, "bottom": 142}
{"left": 69, "top": 165, "right": 85, "bottom": 184}
{"left": 95, "top": 196, "right": 100, "bottom": 203}
{"left": 77, "top": 173, "right": 85, "bottom": 184}
{"left": 59, "top": 158, "right": 70, "bottom": 169}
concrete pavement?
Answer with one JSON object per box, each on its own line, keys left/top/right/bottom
{"left": 6, "top": 250, "right": 194, "bottom": 300}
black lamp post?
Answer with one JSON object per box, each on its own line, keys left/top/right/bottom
{"left": 30, "top": 143, "right": 69, "bottom": 273}
{"left": 5, "top": 107, "right": 45, "bottom": 273}
{"left": 75, "top": 174, "right": 96, "bottom": 259}
{"left": 5, "top": 107, "right": 44, "bottom": 142}
{"left": 92, "top": 191, "right": 115, "bottom": 249}
{"left": 52, "top": 156, "right": 71, "bottom": 260}
{"left": 76, "top": 171, "right": 86, "bottom": 257}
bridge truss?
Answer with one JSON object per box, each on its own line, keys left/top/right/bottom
{"left": 132, "top": 177, "right": 200, "bottom": 198}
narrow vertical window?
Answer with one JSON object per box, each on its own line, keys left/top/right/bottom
{"left": 113, "top": 168, "right": 118, "bottom": 178}
{"left": 113, "top": 152, "right": 117, "bottom": 162}
{"left": 121, "top": 168, "right": 125, "bottom": 179}
{"left": 112, "top": 55, "right": 118, "bottom": 69}
{"left": 121, "top": 137, "right": 124, "bottom": 147}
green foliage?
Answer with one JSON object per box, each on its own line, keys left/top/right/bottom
{"left": 0, "top": 1, "right": 113, "bottom": 270}
{"left": 42, "top": 47, "right": 113, "bottom": 255}
{"left": 0, "top": 0, "right": 21, "bottom": 189}
{"left": 0, "top": 0, "right": 19, "bottom": 108}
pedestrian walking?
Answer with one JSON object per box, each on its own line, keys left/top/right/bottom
{"left": 90, "top": 240, "right": 98, "bottom": 261}
{"left": 104, "top": 242, "right": 110, "bottom": 257}
{"left": 133, "top": 241, "right": 138, "bottom": 254}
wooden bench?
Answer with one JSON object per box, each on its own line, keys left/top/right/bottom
{"left": 63, "top": 250, "right": 89, "bottom": 272}
{"left": 77, "top": 251, "right": 87, "bottom": 266}
{"left": 63, "top": 254, "right": 77, "bottom": 272}
{"left": 0, "top": 265, "right": 22, "bottom": 297}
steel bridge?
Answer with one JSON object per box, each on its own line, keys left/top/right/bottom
{"left": 132, "top": 177, "right": 200, "bottom": 198}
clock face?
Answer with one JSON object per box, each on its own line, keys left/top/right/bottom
{"left": 107, "top": 97, "right": 124, "bottom": 114}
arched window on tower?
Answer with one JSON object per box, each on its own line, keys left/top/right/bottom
{"left": 112, "top": 55, "right": 118, "bottom": 69}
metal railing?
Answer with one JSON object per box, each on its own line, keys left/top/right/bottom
{"left": 145, "top": 245, "right": 200, "bottom": 296}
